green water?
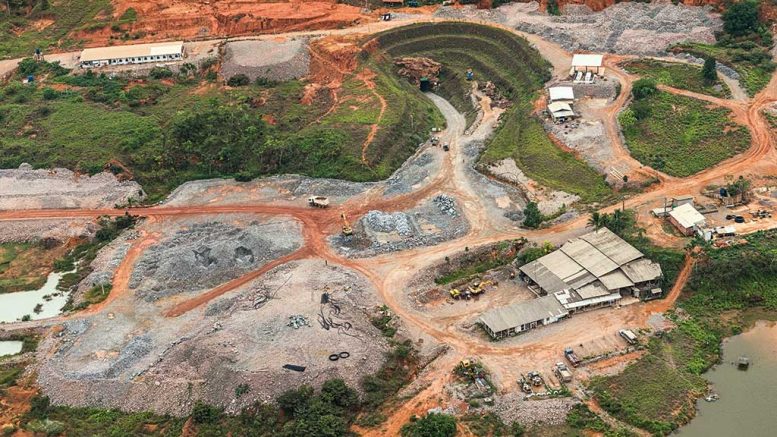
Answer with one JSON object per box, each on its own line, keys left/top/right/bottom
{"left": 678, "top": 321, "right": 777, "bottom": 437}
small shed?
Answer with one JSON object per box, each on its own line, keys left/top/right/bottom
{"left": 571, "top": 54, "right": 604, "bottom": 75}
{"left": 668, "top": 203, "right": 706, "bottom": 236}
{"left": 548, "top": 86, "right": 574, "bottom": 104}
{"left": 548, "top": 102, "right": 575, "bottom": 121}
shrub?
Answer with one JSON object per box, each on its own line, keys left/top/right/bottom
{"left": 42, "top": 87, "right": 59, "bottom": 100}
{"left": 722, "top": 1, "right": 759, "bottom": 37}
{"left": 702, "top": 57, "right": 717, "bottom": 83}
{"left": 401, "top": 413, "right": 456, "bottom": 437}
{"left": 632, "top": 78, "right": 657, "bottom": 100}
{"left": 149, "top": 67, "right": 173, "bottom": 79}
{"left": 227, "top": 74, "right": 250, "bottom": 87}
{"left": 522, "top": 202, "right": 542, "bottom": 229}
{"left": 191, "top": 402, "right": 222, "bottom": 425}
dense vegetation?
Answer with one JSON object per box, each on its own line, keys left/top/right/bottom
{"left": 621, "top": 58, "right": 731, "bottom": 98}
{"left": 401, "top": 413, "right": 457, "bottom": 437}
{"left": 374, "top": 22, "right": 611, "bottom": 203}
{"left": 0, "top": 53, "right": 442, "bottom": 200}
{"left": 671, "top": 0, "right": 774, "bottom": 96}
{"left": 619, "top": 90, "right": 751, "bottom": 177}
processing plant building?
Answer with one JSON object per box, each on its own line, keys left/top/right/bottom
{"left": 479, "top": 228, "right": 663, "bottom": 340}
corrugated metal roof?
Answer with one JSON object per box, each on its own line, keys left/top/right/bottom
{"left": 572, "top": 54, "right": 603, "bottom": 67}
{"left": 621, "top": 258, "right": 662, "bottom": 284}
{"left": 80, "top": 41, "right": 184, "bottom": 62}
{"left": 549, "top": 86, "right": 574, "bottom": 101}
{"left": 578, "top": 228, "right": 643, "bottom": 265}
{"left": 576, "top": 282, "right": 612, "bottom": 299}
{"left": 478, "top": 295, "right": 568, "bottom": 333}
{"left": 560, "top": 239, "right": 619, "bottom": 277}
{"left": 669, "top": 203, "right": 706, "bottom": 229}
{"left": 598, "top": 270, "right": 634, "bottom": 290}
{"left": 520, "top": 259, "right": 569, "bottom": 294}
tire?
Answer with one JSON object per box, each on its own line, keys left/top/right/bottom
{"left": 328, "top": 354, "right": 340, "bottom": 361}
{"left": 339, "top": 352, "right": 350, "bottom": 359}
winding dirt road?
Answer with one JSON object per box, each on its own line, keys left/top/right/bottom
{"left": 2, "top": 16, "right": 776, "bottom": 435}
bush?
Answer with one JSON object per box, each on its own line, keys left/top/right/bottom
{"left": 522, "top": 202, "right": 542, "bottom": 229}
{"left": 401, "top": 413, "right": 457, "bottom": 437}
{"left": 149, "top": 67, "right": 173, "bottom": 79}
{"left": 702, "top": 57, "right": 717, "bottom": 83}
{"left": 632, "top": 78, "right": 658, "bottom": 100}
{"left": 277, "top": 385, "right": 314, "bottom": 416}
{"left": 722, "top": 1, "right": 760, "bottom": 37}
{"left": 42, "top": 87, "right": 59, "bottom": 100}
{"left": 227, "top": 74, "right": 250, "bottom": 87}
{"left": 191, "top": 402, "right": 222, "bottom": 425}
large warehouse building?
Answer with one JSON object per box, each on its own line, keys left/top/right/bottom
{"left": 80, "top": 41, "right": 185, "bottom": 68}
{"left": 479, "top": 228, "right": 663, "bottom": 340}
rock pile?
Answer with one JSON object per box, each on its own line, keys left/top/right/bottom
{"left": 364, "top": 211, "right": 414, "bottom": 236}
{"left": 433, "top": 195, "right": 459, "bottom": 217}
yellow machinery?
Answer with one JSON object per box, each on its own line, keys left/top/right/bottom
{"left": 468, "top": 280, "right": 493, "bottom": 296}
{"left": 449, "top": 288, "right": 461, "bottom": 299}
{"left": 340, "top": 213, "right": 353, "bottom": 236}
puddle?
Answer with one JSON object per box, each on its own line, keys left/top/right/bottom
{"left": 0, "top": 340, "right": 23, "bottom": 357}
{"left": 0, "top": 270, "right": 73, "bottom": 323}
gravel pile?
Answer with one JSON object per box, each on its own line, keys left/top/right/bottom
{"left": 508, "top": 3, "right": 720, "bottom": 55}
{"left": 221, "top": 39, "right": 310, "bottom": 82}
{"left": 433, "top": 195, "right": 459, "bottom": 217}
{"left": 364, "top": 211, "right": 413, "bottom": 236}
{"left": 491, "top": 391, "right": 578, "bottom": 426}
{"left": 0, "top": 164, "right": 144, "bottom": 210}
{"left": 129, "top": 219, "right": 302, "bottom": 301}
{"left": 671, "top": 52, "right": 741, "bottom": 80}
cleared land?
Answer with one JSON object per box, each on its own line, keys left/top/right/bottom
{"left": 0, "top": 48, "right": 442, "bottom": 200}
{"left": 619, "top": 91, "right": 750, "bottom": 177}
{"left": 621, "top": 58, "right": 731, "bottom": 98}
{"left": 374, "top": 22, "right": 611, "bottom": 203}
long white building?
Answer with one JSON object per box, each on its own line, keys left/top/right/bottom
{"left": 80, "top": 41, "right": 185, "bottom": 68}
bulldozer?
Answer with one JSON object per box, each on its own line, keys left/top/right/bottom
{"left": 467, "top": 280, "right": 493, "bottom": 296}
{"left": 340, "top": 212, "right": 353, "bottom": 236}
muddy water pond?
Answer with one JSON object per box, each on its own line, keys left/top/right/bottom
{"left": 677, "top": 321, "right": 777, "bottom": 437}
{"left": 0, "top": 271, "right": 71, "bottom": 323}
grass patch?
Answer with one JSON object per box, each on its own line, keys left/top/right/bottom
{"left": 670, "top": 42, "right": 775, "bottom": 96}
{"left": 0, "top": 53, "right": 441, "bottom": 200}
{"left": 0, "top": 242, "right": 68, "bottom": 294}
{"left": 619, "top": 91, "right": 750, "bottom": 177}
{"left": 0, "top": 0, "right": 112, "bottom": 59}
{"left": 621, "top": 58, "right": 731, "bottom": 98}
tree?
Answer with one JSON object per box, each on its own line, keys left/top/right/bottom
{"left": 588, "top": 211, "right": 606, "bottom": 230}
{"left": 401, "top": 413, "right": 457, "bottom": 437}
{"left": 191, "top": 402, "right": 222, "bottom": 425}
{"left": 320, "top": 379, "right": 359, "bottom": 409}
{"left": 227, "top": 74, "right": 250, "bottom": 87}
{"left": 631, "top": 78, "right": 657, "bottom": 100}
{"left": 702, "top": 57, "right": 717, "bottom": 83}
{"left": 722, "top": 1, "right": 760, "bottom": 37}
{"left": 522, "top": 202, "right": 543, "bottom": 229}
{"left": 276, "top": 385, "right": 314, "bottom": 417}
{"left": 547, "top": 0, "right": 560, "bottom": 16}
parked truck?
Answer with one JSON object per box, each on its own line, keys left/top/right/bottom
{"left": 307, "top": 196, "right": 329, "bottom": 208}
{"left": 619, "top": 329, "right": 638, "bottom": 345}
{"left": 554, "top": 362, "right": 573, "bottom": 383}
{"left": 564, "top": 347, "right": 581, "bottom": 367}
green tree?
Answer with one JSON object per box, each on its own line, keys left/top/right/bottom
{"left": 588, "top": 211, "right": 607, "bottom": 230}
{"left": 547, "top": 0, "right": 560, "bottom": 16}
{"left": 631, "top": 78, "right": 657, "bottom": 100}
{"left": 227, "top": 74, "right": 250, "bottom": 87}
{"left": 722, "top": 1, "right": 760, "bottom": 37}
{"left": 401, "top": 413, "right": 457, "bottom": 437}
{"left": 277, "top": 385, "right": 314, "bottom": 417}
{"left": 191, "top": 402, "right": 222, "bottom": 425}
{"left": 702, "top": 57, "right": 717, "bottom": 83}
{"left": 522, "top": 202, "right": 543, "bottom": 229}
{"left": 320, "top": 379, "right": 360, "bottom": 409}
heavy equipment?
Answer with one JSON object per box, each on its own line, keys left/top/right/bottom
{"left": 340, "top": 213, "right": 353, "bottom": 236}
{"left": 564, "top": 347, "right": 581, "bottom": 367}
{"left": 554, "top": 362, "right": 573, "bottom": 383}
{"left": 308, "top": 196, "right": 329, "bottom": 208}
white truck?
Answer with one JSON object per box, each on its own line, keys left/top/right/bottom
{"left": 307, "top": 196, "right": 329, "bottom": 208}
{"left": 619, "top": 329, "right": 638, "bottom": 345}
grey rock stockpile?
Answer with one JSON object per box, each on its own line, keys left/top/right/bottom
{"left": 221, "top": 39, "right": 310, "bottom": 82}
{"left": 129, "top": 220, "right": 302, "bottom": 300}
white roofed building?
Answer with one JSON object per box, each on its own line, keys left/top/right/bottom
{"left": 80, "top": 41, "right": 185, "bottom": 68}
{"left": 548, "top": 102, "right": 575, "bottom": 121}
{"left": 668, "top": 203, "right": 706, "bottom": 236}
{"left": 548, "top": 86, "right": 575, "bottom": 104}
{"left": 571, "top": 54, "right": 604, "bottom": 74}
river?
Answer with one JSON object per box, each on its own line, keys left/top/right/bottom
{"left": 677, "top": 321, "right": 777, "bottom": 437}
{"left": 0, "top": 270, "right": 71, "bottom": 323}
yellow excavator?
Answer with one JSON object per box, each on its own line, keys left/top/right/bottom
{"left": 340, "top": 212, "right": 353, "bottom": 236}
{"left": 468, "top": 280, "right": 493, "bottom": 296}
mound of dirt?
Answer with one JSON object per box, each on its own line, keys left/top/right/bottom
{"left": 395, "top": 57, "right": 442, "bottom": 85}
{"left": 221, "top": 39, "right": 310, "bottom": 82}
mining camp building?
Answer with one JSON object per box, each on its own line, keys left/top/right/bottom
{"left": 668, "top": 203, "right": 706, "bottom": 236}
{"left": 548, "top": 102, "right": 575, "bottom": 121}
{"left": 548, "top": 86, "right": 575, "bottom": 104}
{"left": 570, "top": 54, "right": 604, "bottom": 75}
{"left": 520, "top": 228, "right": 663, "bottom": 310}
{"left": 80, "top": 41, "right": 185, "bottom": 68}
{"left": 478, "top": 295, "right": 568, "bottom": 340}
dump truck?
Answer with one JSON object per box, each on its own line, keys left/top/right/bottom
{"left": 554, "top": 362, "right": 573, "bottom": 383}
{"left": 619, "top": 329, "right": 638, "bottom": 345}
{"left": 564, "top": 348, "right": 581, "bottom": 367}
{"left": 308, "top": 196, "right": 329, "bottom": 208}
